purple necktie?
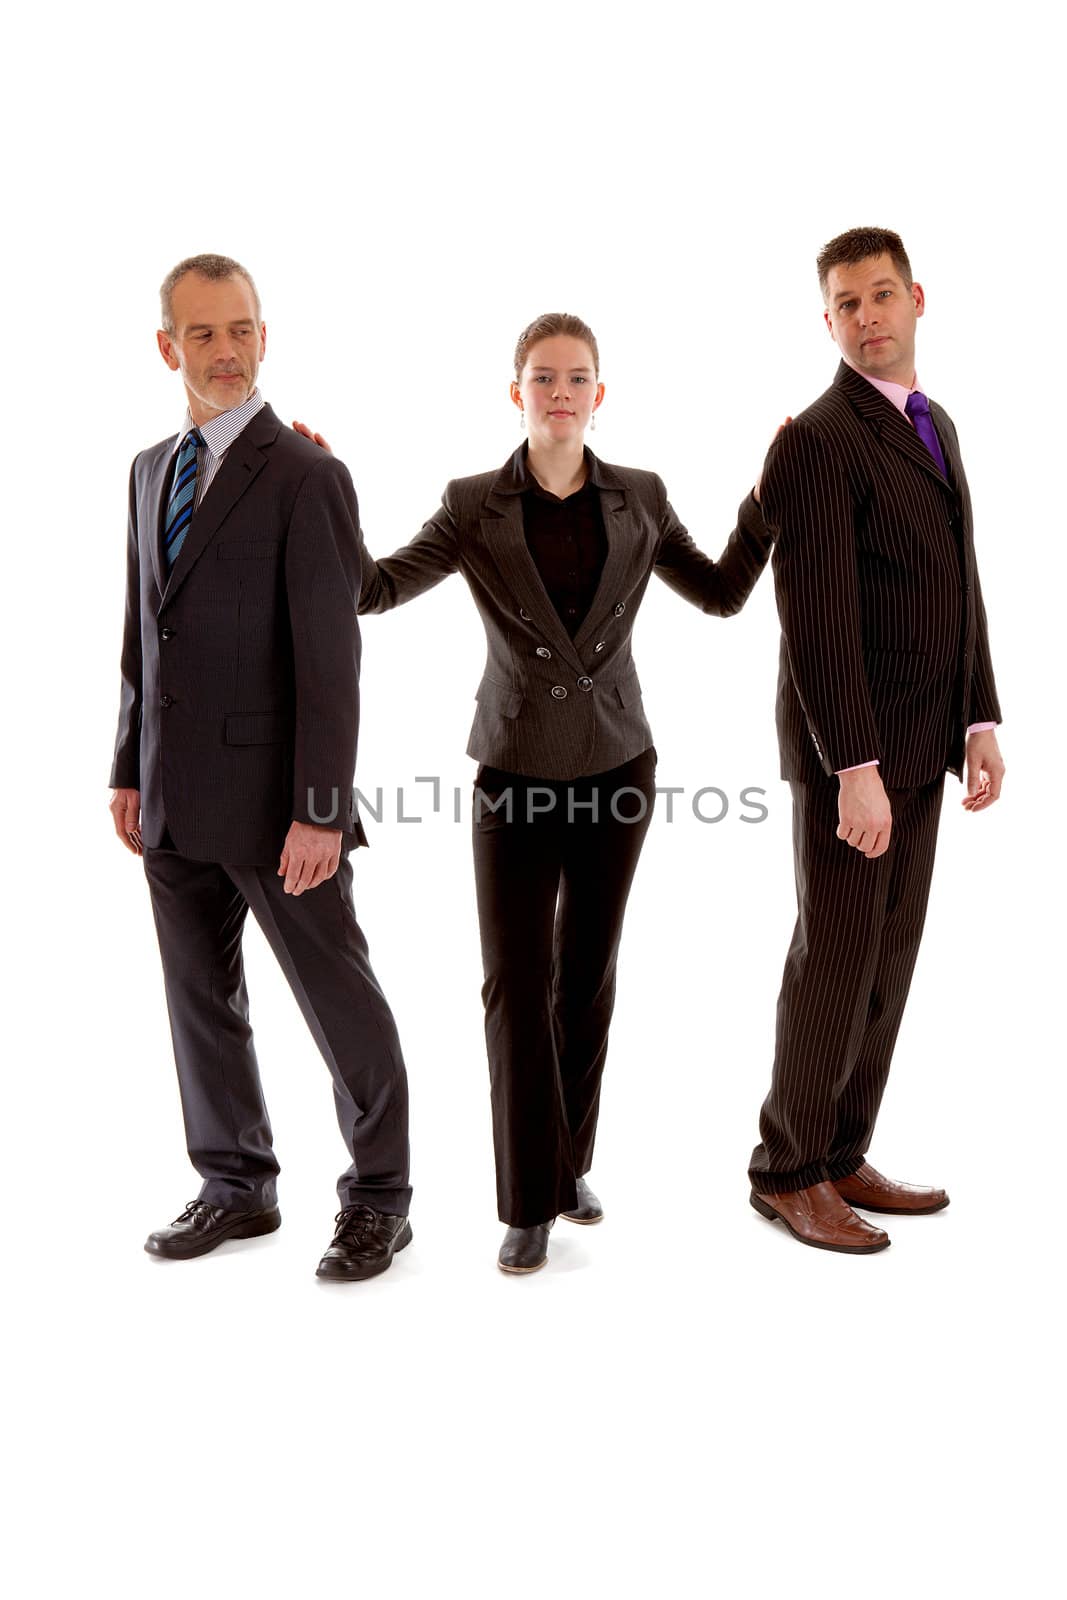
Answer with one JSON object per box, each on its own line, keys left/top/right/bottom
{"left": 904, "top": 390, "right": 947, "bottom": 478}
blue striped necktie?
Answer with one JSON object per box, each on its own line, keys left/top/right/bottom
{"left": 164, "top": 428, "right": 204, "bottom": 570}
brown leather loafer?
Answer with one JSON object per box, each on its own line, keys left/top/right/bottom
{"left": 834, "top": 1162, "right": 949, "bottom": 1215}
{"left": 750, "top": 1181, "right": 890, "bottom": 1254}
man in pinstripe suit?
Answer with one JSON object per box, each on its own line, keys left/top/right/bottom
{"left": 748, "top": 227, "right": 1004, "bottom": 1254}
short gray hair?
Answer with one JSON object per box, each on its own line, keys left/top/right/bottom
{"left": 159, "top": 253, "right": 261, "bottom": 332}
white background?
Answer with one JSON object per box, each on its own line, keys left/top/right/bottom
{"left": 3, "top": 3, "right": 1061, "bottom": 1596}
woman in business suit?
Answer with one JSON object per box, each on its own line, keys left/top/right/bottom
{"left": 298, "top": 312, "right": 774, "bottom": 1273}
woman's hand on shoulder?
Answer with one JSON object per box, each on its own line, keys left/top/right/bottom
{"left": 292, "top": 421, "right": 333, "bottom": 455}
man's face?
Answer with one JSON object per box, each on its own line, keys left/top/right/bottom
{"left": 157, "top": 272, "right": 266, "bottom": 421}
{"left": 824, "top": 252, "right": 924, "bottom": 386}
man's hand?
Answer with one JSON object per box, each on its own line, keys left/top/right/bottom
{"left": 292, "top": 421, "right": 333, "bottom": 455}
{"left": 836, "top": 767, "right": 892, "bottom": 859}
{"left": 109, "top": 788, "right": 142, "bottom": 854}
{"left": 962, "top": 729, "right": 1005, "bottom": 813}
{"left": 278, "top": 820, "right": 343, "bottom": 895}
{"left": 754, "top": 416, "right": 792, "bottom": 504}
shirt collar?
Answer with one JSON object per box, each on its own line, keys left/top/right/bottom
{"left": 842, "top": 358, "right": 922, "bottom": 417}
{"left": 173, "top": 387, "right": 266, "bottom": 455}
{"left": 498, "top": 440, "right": 607, "bottom": 495}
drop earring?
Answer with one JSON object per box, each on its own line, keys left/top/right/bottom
{"left": 519, "top": 409, "right": 526, "bottom": 430}
{"left": 590, "top": 411, "right": 597, "bottom": 431}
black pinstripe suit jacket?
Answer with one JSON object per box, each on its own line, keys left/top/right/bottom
{"left": 760, "top": 362, "right": 1001, "bottom": 788}
{"left": 357, "top": 444, "right": 774, "bottom": 780}
{"left": 110, "top": 405, "right": 368, "bottom": 861}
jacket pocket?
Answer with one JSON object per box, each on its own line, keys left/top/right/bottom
{"left": 217, "top": 541, "right": 283, "bottom": 560}
{"left": 225, "top": 712, "right": 289, "bottom": 745}
{"left": 475, "top": 678, "right": 524, "bottom": 720}
{"left": 864, "top": 650, "right": 928, "bottom": 686}
{"left": 615, "top": 668, "right": 643, "bottom": 708}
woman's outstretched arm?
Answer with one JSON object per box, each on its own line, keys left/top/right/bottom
{"left": 653, "top": 481, "right": 775, "bottom": 617}
{"left": 651, "top": 421, "right": 787, "bottom": 616}
{"left": 292, "top": 420, "right": 460, "bottom": 613}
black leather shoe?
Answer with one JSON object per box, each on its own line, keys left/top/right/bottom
{"left": 315, "top": 1204, "right": 413, "bottom": 1282}
{"left": 559, "top": 1177, "right": 604, "bottom": 1225}
{"left": 497, "top": 1221, "right": 554, "bottom": 1274}
{"left": 144, "top": 1200, "right": 281, "bottom": 1260}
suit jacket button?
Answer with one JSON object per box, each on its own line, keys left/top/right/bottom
{"left": 160, "top": 694, "right": 173, "bottom": 708}
{"left": 160, "top": 627, "right": 175, "bottom": 641}
{"left": 551, "top": 685, "right": 568, "bottom": 699}
{"left": 520, "top": 608, "right": 532, "bottom": 621}
{"left": 614, "top": 602, "right": 626, "bottom": 617}
{"left": 536, "top": 646, "right": 552, "bottom": 659}
{"left": 577, "top": 676, "right": 593, "bottom": 692}
{"left": 594, "top": 641, "right": 605, "bottom": 653}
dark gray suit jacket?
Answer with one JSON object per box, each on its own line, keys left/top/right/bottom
{"left": 358, "top": 445, "right": 774, "bottom": 780}
{"left": 110, "top": 404, "right": 368, "bottom": 862}
{"left": 760, "top": 362, "right": 1001, "bottom": 789}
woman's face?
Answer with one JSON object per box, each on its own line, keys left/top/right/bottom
{"left": 511, "top": 334, "right": 604, "bottom": 446}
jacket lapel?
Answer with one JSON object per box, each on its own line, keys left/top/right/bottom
{"left": 572, "top": 484, "right": 635, "bottom": 655}
{"left": 159, "top": 405, "right": 280, "bottom": 610}
{"left": 143, "top": 438, "right": 177, "bottom": 602}
{"left": 481, "top": 490, "right": 584, "bottom": 669}
{"left": 930, "top": 398, "right": 965, "bottom": 499}
{"left": 479, "top": 447, "right": 642, "bottom": 670}
{"left": 835, "top": 361, "right": 954, "bottom": 496}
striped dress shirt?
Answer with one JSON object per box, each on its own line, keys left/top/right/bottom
{"left": 172, "top": 388, "right": 266, "bottom": 508}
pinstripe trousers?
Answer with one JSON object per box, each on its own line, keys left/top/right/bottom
{"left": 749, "top": 773, "right": 945, "bottom": 1193}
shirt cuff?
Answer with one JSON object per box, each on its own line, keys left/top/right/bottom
{"left": 836, "top": 759, "right": 880, "bottom": 774}
{"left": 966, "top": 722, "right": 997, "bottom": 735}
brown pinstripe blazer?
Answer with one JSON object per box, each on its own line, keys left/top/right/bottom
{"left": 760, "top": 362, "right": 1001, "bottom": 789}
{"left": 357, "top": 444, "right": 774, "bottom": 780}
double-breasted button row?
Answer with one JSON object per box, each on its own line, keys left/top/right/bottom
{"left": 161, "top": 694, "right": 174, "bottom": 708}
{"left": 160, "top": 626, "right": 176, "bottom": 641}
{"left": 549, "top": 677, "right": 596, "bottom": 700}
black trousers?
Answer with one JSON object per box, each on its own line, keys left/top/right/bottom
{"left": 143, "top": 832, "right": 411, "bottom": 1215}
{"left": 749, "top": 774, "right": 945, "bottom": 1194}
{"left": 472, "top": 750, "right": 657, "bottom": 1227}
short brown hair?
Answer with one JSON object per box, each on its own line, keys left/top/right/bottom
{"left": 160, "top": 253, "right": 261, "bottom": 332}
{"left": 816, "top": 228, "right": 913, "bottom": 303}
{"left": 513, "top": 312, "right": 600, "bottom": 381}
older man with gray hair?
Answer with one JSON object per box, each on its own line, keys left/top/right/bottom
{"left": 110, "top": 253, "right": 413, "bottom": 1281}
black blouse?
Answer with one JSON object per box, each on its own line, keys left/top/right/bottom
{"left": 517, "top": 451, "right": 608, "bottom": 638}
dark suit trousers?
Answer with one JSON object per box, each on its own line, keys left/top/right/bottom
{"left": 473, "top": 752, "right": 657, "bottom": 1227}
{"left": 143, "top": 834, "right": 411, "bottom": 1214}
{"left": 749, "top": 774, "right": 945, "bottom": 1194}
